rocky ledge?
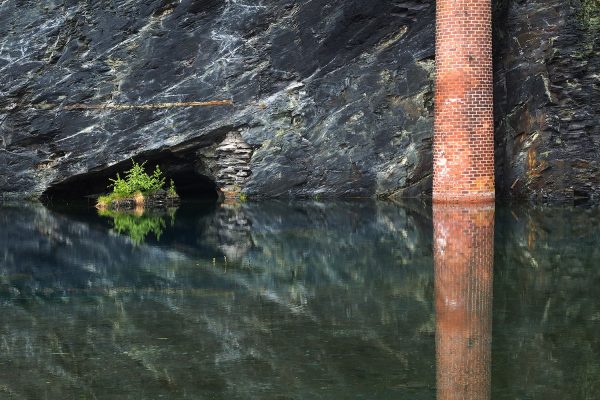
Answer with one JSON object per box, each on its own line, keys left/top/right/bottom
{"left": 96, "top": 189, "right": 180, "bottom": 211}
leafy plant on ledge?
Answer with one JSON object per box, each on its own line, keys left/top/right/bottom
{"left": 96, "top": 160, "right": 179, "bottom": 209}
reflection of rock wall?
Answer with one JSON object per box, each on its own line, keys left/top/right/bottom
{"left": 0, "top": 202, "right": 437, "bottom": 399}
{"left": 2, "top": 202, "right": 600, "bottom": 398}
{"left": 493, "top": 206, "right": 600, "bottom": 399}
{"left": 206, "top": 203, "right": 254, "bottom": 261}
{"left": 434, "top": 204, "right": 494, "bottom": 400}
{"left": 0, "top": 204, "right": 183, "bottom": 294}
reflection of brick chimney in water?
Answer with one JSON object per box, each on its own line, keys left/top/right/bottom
{"left": 434, "top": 204, "right": 494, "bottom": 400}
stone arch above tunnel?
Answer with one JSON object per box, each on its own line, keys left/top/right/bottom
{"left": 41, "top": 130, "right": 254, "bottom": 203}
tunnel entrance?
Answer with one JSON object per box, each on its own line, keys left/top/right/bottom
{"left": 41, "top": 151, "right": 221, "bottom": 204}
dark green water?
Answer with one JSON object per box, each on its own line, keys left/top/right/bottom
{"left": 0, "top": 201, "right": 598, "bottom": 399}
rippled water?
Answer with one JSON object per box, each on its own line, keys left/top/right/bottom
{"left": 0, "top": 201, "right": 599, "bottom": 399}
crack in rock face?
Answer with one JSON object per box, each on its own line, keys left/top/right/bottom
{"left": 41, "top": 129, "right": 255, "bottom": 202}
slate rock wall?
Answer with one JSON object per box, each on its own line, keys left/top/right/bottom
{"left": 494, "top": 0, "right": 600, "bottom": 203}
{"left": 0, "top": 0, "right": 436, "bottom": 200}
{"left": 0, "top": 0, "right": 597, "bottom": 203}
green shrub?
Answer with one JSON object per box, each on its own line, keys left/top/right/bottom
{"left": 97, "top": 160, "right": 177, "bottom": 208}
{"left": 96, "top": 194, "right": 112, "bottom": 208}
{"left": 109, "top": 160, "right": 166, "bottom": 196}
{"left": 167, "top": 179, "right": 177, "bottom": 198}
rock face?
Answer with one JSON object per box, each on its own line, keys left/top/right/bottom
{"left": 0, "top": 0, "right": 436, "bottom": 200}
{"left": 0, "top": 0, "right": 597, "bottom": 202}
{"left": 493, "top": 0, "right": 600, "bottom": 203}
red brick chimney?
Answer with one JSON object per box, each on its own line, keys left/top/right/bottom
{"left": 433, "top": 0, "right": 495, "bottom": 203}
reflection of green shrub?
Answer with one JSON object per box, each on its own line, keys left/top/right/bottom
{"left": 98, "top": 209, "right": 166, "bottom": 244}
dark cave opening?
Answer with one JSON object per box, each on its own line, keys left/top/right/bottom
{"left": 41, "top": 152, "right": 220, "bottom": 204}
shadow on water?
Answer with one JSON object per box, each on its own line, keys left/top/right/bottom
{"left": 0, "top": 200, "right": 599, "bottom": 398}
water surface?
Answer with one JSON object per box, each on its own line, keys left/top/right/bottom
{"left": 0, "top": 201, "right": 598, "bottom": 399}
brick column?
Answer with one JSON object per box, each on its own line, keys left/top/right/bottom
{"left": 434, "top": 203, "right": 494, "bottom": 400}
{"left": 433, "top": 0, "right": 494, "bottom": 203}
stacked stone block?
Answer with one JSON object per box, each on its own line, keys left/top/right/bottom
{"left": 214, "top": 133, "right": 253, "bottom": 198}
